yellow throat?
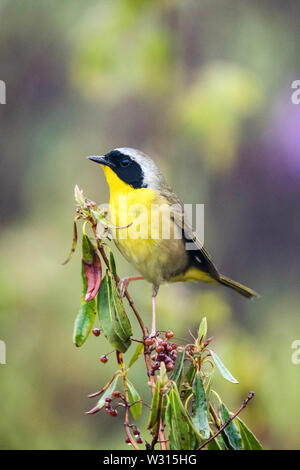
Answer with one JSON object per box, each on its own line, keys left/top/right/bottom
{"left": 102, "top": 166, "right": 157, "bottom": 238}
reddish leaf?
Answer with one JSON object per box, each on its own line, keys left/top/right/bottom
{"left": 85, "top": 405, "right": 101, "bottom": 415}
{"left": 84, "top": 251, "right": 102, "bottom": 301}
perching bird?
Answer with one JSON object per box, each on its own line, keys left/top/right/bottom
{"left": 89, "top": 148, "right": 258, "bottom": 336}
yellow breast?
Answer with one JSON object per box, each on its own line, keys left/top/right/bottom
{"left": 103, "top": 166, "right": 188, "bottom": 284}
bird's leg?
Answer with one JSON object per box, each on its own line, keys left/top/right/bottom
{"left": 118, "top": 276, "right": 144, "bottom": 297}
{"left": 150, "top": 285, "right": 159, "bottom": 338}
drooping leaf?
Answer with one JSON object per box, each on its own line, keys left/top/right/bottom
{"left": 62, "top": 219, "right": 78, "bottom": 265}
{"left": 109, "top": 250, "right": 118, "bottom": 280}
{"left": 169, "top": 347, "right": 185, "bottom": 387}
{"left": 147, "top": 382, "right": 161, "bottom": 431}
{"left": 82, "top": 233, "right": 95, "bottom": 264}
{"left": 192, "top": 372, "right": 210, "bottom": 439}
{"left": 86, "top": 374, "right": 120, "bottom": 414}
{"left": 73, "top": 260, "right": 97, "bottom": 347}
{"left": 97, "top": 274, "right": 130, "bottom": 352}
{"left": 83, "top": 251, "right": 102, "bottom": 301}
{"left": 88, "top": 374, "right": 118, "bottom": 398}
{"left": 128, "top": 343, "right": 144, "bottom": 369}
{"left": 237, "top": 417, "right": 263, "bottom": 450}
{"left": 219, "top": 403, "right": 243, "bottom": 450}
{"left": 166, "top": 385, "right": 199, "bottom": 450}
{"left": 127, "top": 380, "right": 142, "bottom": 419}
{"left": 73, "top": 301, "right": 96, "bottom": 347}
{"left": 210, "top": 350, "right": 239, "bottom": 384}
{"left": 110, "top": 275, "right": 132, "bottom": 342}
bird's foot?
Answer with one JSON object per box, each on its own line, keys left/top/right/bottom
{"left": 150, "top": 330, "right": 157, "bottom": 339}
{"left": 118, "top": 276, "right": 144, "bottom": 297}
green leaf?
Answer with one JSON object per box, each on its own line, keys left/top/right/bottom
{"left": 127, "top": 380, "right": 142, "bottom": 420}
{"left": 192, "top": 372, "right": 210, "bottom": 439}
{"left": 96, "top": 374, "right": 120, "bottom": 410}
{"left": 73, "top": 259, "right": 97, "bottom": 347}
{"left": 128, "top": 343, "right": 144, "bottom": 369}
{"left": 159, "top": 361, "right": 168, "bottom": 387}
{"left": 73, "top": 301, "right": 96, "bottom": 347}
{"left": 207, "top": 433, "right": 228, "bottom": 450}
{"left": 237, "top": 417, "right": 263, "bottom": 450}
{"left": 210, "top": 350, "right": 239, "bottom": 384}
{"left": 147, "top": 382, "right": 161, "bottom": 431}
{"left": 166, "top": 385, "right": 198, "bottom": 450}
{"left": 110, "top": 275, "right": 132, "bottom": 342}
{"left": 219, "top": 403, "right": 243, "bottom": 450}
{"left": 169, "top": 347, "right": 185, "bottom": 387}
{"left": 182, "top": 362, "right": 196, "bottom": 400}
{"left": 207, "top": 436, "right": 222, "bottom": 450}
{"left": 198, "top": 317, "right": 207, "bottom": 342}
{"left": 82, "top": 233, "right": 95, "bottom": 264}
{"left": 97, "top": 274, "right": 130, "bottom": 352}
{"left": 109, "top": 250, "right": 118, "bottom": 280}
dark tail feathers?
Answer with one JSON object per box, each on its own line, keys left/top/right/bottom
{"left": 218, "top": 275, "right": 259, "bottom": 299}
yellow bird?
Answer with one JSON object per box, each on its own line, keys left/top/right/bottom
{"left": 89, "top": 148, "right": 258, "bottom": 336}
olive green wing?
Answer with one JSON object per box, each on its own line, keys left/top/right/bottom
{"left": 171, "top": 207, "right": 221, "bottom": 281}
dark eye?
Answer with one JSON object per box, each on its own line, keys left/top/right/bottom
{"left": 120, "top": 157, "right": 131, "bottom": 168}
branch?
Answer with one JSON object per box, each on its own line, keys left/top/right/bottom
{"left": 91, "top": 222, "right": 167, "bottom": 450}
{"left": 197, "top": 392, "right": 255, "bottom": 450}
{"left": 117, "top": 351, "right": 140, "bottom": 451}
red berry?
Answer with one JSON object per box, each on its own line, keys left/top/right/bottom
{"left": 156, "top": 345, "right": 164, "bottom": 353}
{"left": 136, "top": 437, "right": 143, "bottom": 444}
{"left": 92, "top": 328, "right": 101, "bottom": 337}
{"left": 166, "top": 331, "right": 174, "bottom": 339}
{"left": 112, "top": 391, "right": 121, "bottom": 398}
{"left": 152, "top": 362, "right": 160, "bottom": 370}
{"left": 157, "top": 353, "right": 166, "bottom": 361}
{"left": 170, "top": 351, "right": 177, "bottom": 361}
{"left": 166, "top": 362, "right": 174, "bottom": 371}
{"left": 100, "top": 355, "right": 108, "bottom": 363}
{"left": 125, "top": 437, "right": 131, "bottom": 444}
{"left": 145, "top": 338, "right": 154, "bottom": 346}
{"left": 171, "top": 343, "right": 177, "bottom": 350}
{"left": 105, "top": 397, "right": 112, "bottom": 402}
{"left": 109, "top": 409, "right": 118, "bottom": 417}
{"left": 105, "top": 403, "right": 111, "bottom": 409}
{"left": 133, "top": 428, "right": 140, "bottom": 436}
{"left": 161, "top": 340, "right": 168, "bottom": 348}
{"left": 166, "top": 344, "right": 173, "bottom": 353}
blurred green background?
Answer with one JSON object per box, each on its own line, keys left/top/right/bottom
{"left": 1, "top": 0, "right": 300, "bottom": 450}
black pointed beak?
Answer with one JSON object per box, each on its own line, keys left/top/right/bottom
{"left": 88, "top": 155, "right": 109, "bottom": 166}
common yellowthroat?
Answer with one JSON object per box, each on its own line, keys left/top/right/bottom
{"left": 89, "top": 148, "right": 257, "bottom": 335}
